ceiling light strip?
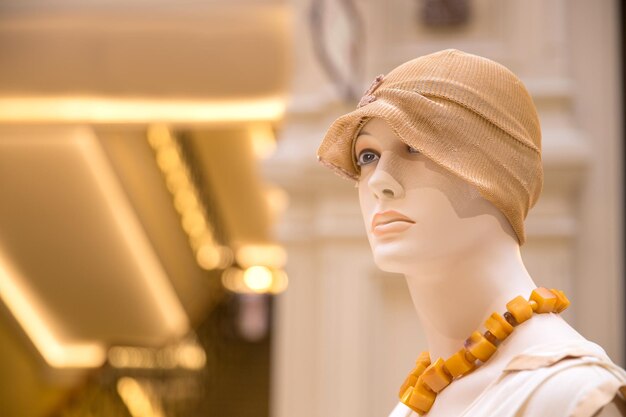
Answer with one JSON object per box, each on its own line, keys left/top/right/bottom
{"left": 0, "top": 248, "right": 107, "bottom": 368}
{"left": 76, "top": 133, "right": 190, "bottom": 338}
{"left": 0, "top": 96, "right": 285, "bottom": 123}
{"left": 147, "top": 125, "right": 233, "bottom": 270}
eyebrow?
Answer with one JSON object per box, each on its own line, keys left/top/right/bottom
{"left": 358, "top": 129, "right": 373, "bottom": 137}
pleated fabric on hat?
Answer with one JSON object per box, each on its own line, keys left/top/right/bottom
{"left": 316, "top": 49, "right": 543, "bottom": 246}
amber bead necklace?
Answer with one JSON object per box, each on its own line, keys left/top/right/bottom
{"left": 399, "top": 287, "right": 571, "bottom": 415}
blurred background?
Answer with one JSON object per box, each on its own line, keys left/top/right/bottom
{"left": 0, "top": 0, "right": 623, "bottom": 416}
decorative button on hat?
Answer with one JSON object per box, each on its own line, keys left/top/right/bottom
{"left": 357, "top": 74, "right": 385, "bottom": 108}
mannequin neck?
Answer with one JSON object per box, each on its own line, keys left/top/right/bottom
{"left": 404, "top": 235, "right": 537, "bottom": 361}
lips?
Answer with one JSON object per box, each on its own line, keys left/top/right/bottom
{"left": 371, "top": 210, "right": 415, "bottom": 236}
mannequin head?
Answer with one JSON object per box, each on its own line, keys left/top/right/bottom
{"left": 355, "top": 117, "right": 517, "bottom": 274}
{"left": 317, "top": 49, "right": 544, "bottom": 247}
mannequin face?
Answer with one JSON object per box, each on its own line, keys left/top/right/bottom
{"left": 355, "top": 117, "right": 514, "bottom": 274}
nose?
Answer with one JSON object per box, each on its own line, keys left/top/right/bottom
{"left": 367, "top": 154, "right": 405, "bottom": 200}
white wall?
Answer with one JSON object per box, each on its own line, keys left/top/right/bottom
{"left": 267, "top": 1, "right": 623, "bottom": 416}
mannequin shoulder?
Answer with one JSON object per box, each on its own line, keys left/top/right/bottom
{"left": 522, "top": 360, "right": 626, "bottom": 417}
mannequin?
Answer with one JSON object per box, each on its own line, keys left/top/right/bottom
{"left": 316, "top": 49, "right": 626, "bottom": 416}
{"left": 356, "top": 117, "right": 625, "bottom": 417}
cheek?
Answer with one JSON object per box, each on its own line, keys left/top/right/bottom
{"left": 398, "top": 156, "right": 485, "bottom": 219}
{"left": 358, "top": 181, "right": 375, "bottom": 226}
{"left": 358, "top": 182, "right": 371, "bottom": 213}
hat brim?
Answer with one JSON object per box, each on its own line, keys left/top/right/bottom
{"left": 316, "top": 89, "right": 461, "bottom": 182}
{"left": 316, "top": 88, "right": 543, "bottom": 246}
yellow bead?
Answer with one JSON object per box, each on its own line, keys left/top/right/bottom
{"left": 484, "top": 312, "right": 514, "bottom": 341}
{"left": 465, "top": 331, "right": 497, "bottom": 362}
{"left": 400, "top": 386, "right": 416, "bottom": 411}
{"left": 398, "top": 374, "right": 418, "bottom": 398}
{"left": 506, "top": 295, "right": 533, "bottom": 324}
{"left": 399, "top": 351, "right": 431, "bottom": 398}
{"left": 421, "top": 358, "right": 452, "bottom": 393}
{"left": 405, "top": 378, "right": 436, "bottom": 415}
{"left": 550, "top": 289, "right": 570, "bottom": 313}
{"left": 416, "top": 351, "right": 431, "bottom": 367}
{"left": 401, "top": 386, "right": 429, "bottom": 415}
{"left": 530, "top": 287, "right": 558, "bottom": 313}
{"left": 410, "top": 361, "right": 429, "bottom": 378}
{"left": 464, "top": 350, "right": 476, "bottom": 362}
{"left": 444, "top": 349, "right": 476, "bottom": 378}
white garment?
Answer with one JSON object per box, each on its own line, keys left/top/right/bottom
{"left": 389, "top": 340, "right": 626, "bottom": 417}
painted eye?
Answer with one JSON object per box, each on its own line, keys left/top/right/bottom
{"left": 356, "top": 149, "right": 379, "bottom": 166}
{"left": 408, "top": 145, "right": 420, "bottom": 154}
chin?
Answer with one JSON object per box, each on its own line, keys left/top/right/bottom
{"left": 371, "top": 243, "right": 418, "bottom": 274}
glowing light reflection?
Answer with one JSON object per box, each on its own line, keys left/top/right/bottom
{"left": 236, "top": 244, "right": 287, "bottom": 269}
{"left": 0, "top": 250, "right": 106, "bottom": 368}
{"left": 243, "top": 266, "right": 273, "bottom": 293}
{"left": 0, "top": 96, "right": 285, "bottom": 123}
{"left": 221, "top": 265, "right": 288, "bottom": 294}
{"left": 108, "top": 340, "right": 206, "bottom": 370}
{"left": 117, "top": 377, "right": 165, "bottom": 417}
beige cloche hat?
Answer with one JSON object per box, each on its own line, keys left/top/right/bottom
{"left": 316, "top": 49, "right": 543, "bottom": 246}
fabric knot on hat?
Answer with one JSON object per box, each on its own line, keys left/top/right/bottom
{"left": 357, "top": 74, "right": 385, "bottom": 108}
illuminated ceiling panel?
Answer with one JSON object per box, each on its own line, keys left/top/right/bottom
{"left": 0, "top": 126, "right": 189, "bottom": 367}
{"left": 0, "top": 3, "right": 290, "bottom": 100}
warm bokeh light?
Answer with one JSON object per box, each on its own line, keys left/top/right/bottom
{"left": 182, "top": 209, "right": 207, "bottom": 237}
{"left": 174, "top": 188, "right": 199, "bottom": 214}
{"left": 269, "top": 269, "right": 289, "bottom": 294}
{"left": 148, "top": 125, "right": 233, "bottom": 271}
{"left": 117, "top": 377, "right": 165, "bottom": 417}
{"left": 109, "top": 347, "right": 158, "bottom": 369}
{"left": 221, "top": 267, "right": 247, "bottom": 293}
{"left": 196, "top": 244, "right": 233, "bottom": 271}
{"left": 165, "top": 170, "right": 192, "bottom": 194}
{"left": 243, "top": 266, "right": 274, "bottom": 293}
{"left": 146, "top": 124, "right": 174, "bottom": 148}
{"left": 0, "top": 96, "right": 285, "bottom": 124}
{"left": 249, "top": 123, "right": 277, "bottom": 159}
{"left": 236, "top": 244, "right": 287, "bottom": 269}
{"left": 108, "top": 340, "right": 206, "bottom": 371}
{"left": 175, "top": 341, "right": 207, "bottom": 370}
{"left": 221, "top": 265, "right": 288, "bottom": 294}
{"left": 156, "top": 145, "right": 182, "bottom": 173}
